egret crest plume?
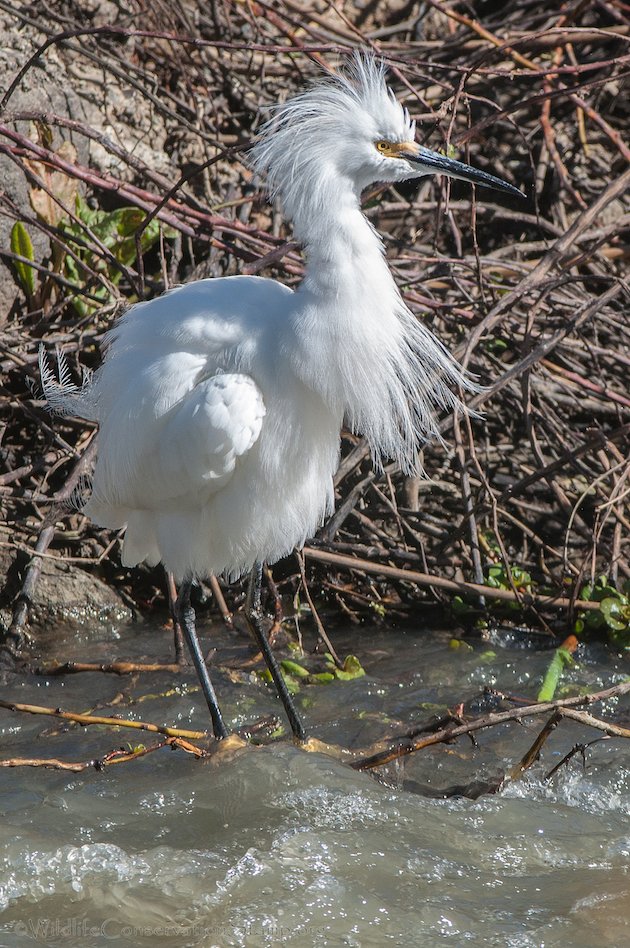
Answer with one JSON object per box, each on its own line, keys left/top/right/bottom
{"left": 250, "top": 54, "right": 416, "bottom": 227}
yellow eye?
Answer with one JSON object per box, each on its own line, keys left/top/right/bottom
{"left": 375, "top": 140, "right": 392, "bottom": 154}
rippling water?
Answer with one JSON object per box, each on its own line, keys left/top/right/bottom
{"left": 1, "top": 619, "right": 628, "bottom": 946}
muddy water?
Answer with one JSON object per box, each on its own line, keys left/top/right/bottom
{"left": 0, "top": 617, "right": 628, "bottom": 946}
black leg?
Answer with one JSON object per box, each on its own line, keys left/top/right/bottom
{"left": 176, "top": 578, "right": 229, "bottom": 740}
{"left": 166, "top": 570, "right": 185, "bottom": 664}
{"left": 246, "top": 562, "right": 307, "bottom": 741}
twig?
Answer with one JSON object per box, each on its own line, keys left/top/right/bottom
{"left": 350, "top": 679, "right": 630, "bottom": 770}
{"left": 35, "top": 660, "right": 183, "bottom": 676}
{"left": 0, "top": 698, "right": 208, "bottom": 740}
{"left": 0, "top": 736, "right": 208, "bottom": 771}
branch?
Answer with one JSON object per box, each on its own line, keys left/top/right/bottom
{"left": 351, "top": 680, "right": 630, "bottom": 770}
{"left": 0, "top": 698, "right": 207, "bottom": 740}
{"left": 304, "top": 547, "right": 600, "bottom": 611}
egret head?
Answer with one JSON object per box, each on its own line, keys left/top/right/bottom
{"left": 250, "top": 52, "right": 522, "bottom": 227}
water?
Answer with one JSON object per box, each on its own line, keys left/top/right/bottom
{"left": 1, "top": 617, "right": 628, "bottom": 946}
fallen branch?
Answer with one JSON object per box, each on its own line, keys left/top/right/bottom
{"left": 36, "top": 660, "right": 183, "bottom": 676}
{"left": 509, "top": 705, "right": 630, "bottom": 785}
{"left": 0, "top": 736, "right": 208, "bottom": 771}
{"left": 350, "top": 679, "right": 630, "bottom": 770}
{"left": 509, "top": 711, "right": 561, "bottom": 780}
{"left": 0, "top": 698, "right": 207, "bottom": 740}
{"left": 557, "top": 706, "right": 630, "bottom": 739}
{"left": 304, "top": 547, "right": 600, "bottom": 611}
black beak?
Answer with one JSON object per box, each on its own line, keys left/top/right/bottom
{"left": 402, "top": 146, "right": 525, "bottom": 199}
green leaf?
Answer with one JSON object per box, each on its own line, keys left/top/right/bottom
{"left": 537, "top": 647, "right": 575, "bottom": 702}
{"left": 608, "top": 627, "right": 630, "bottom": 649}
{"left": 486, "top": 337, "right": 508, "bottom": 353}
{"left": 75, "top": 192, "right": 98, "bottom": 227}
{"left": 280, "top": 660, "right": 310, "bottom": 679}
{"left": 64, "top": 198, "right": 176, "bottom": 316}
{"left": 600, "top": 597, "right": 630, "bottom": 633}
{"left": 282, "top": 676, "right": 301, "bottom": 695}
{"left": 448, "top": 638, "right": 473, "bottom": 652}
{"left": 478, "top": 649, "right": 497, "bottom": 662}
{"left": 10, "top": 221, "right": 36, "bottom": 298}
{"left": 334, "top": 655, "right": 366, "bottom": 681}
{"left": 511, "top": 567, "right": 532, "bottom": 589}
{"left": 451, "top": 595, "right": 474, "bottom": 616}
{"left": 258, "top": 667, "right": 301, "bottom": 694}
{"left": 585, "top": 609, "right": 605, "bottom": 630}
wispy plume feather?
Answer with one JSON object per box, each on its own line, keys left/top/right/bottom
{"left": 39, "top": 345, "right": 98, "bottom": 421}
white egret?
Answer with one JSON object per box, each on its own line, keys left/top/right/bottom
{"left": 41, "top": 53, "right": 522, "bottom": 742}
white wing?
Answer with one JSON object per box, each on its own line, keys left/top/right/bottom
{"left": 42, "top": 275, "right": 293, "bottom": 572}
{"left": 85, "top": 372, "right": 265, "bottom": 567}
{"left": 157, "top": 372, "right": 265, "bottom": 500}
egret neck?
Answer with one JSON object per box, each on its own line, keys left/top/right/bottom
{"left": 288, "top": 175, "right": 465, "bottom": 474}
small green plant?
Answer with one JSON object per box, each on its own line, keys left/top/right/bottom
{"left": 485, "top": 564, "right": 533, "bottom": 592}
{"left": 576, "top": 577, "right": 630, "bottom": 648}
{"left": 537, "top": 641, "right": 577, "bottom": 702}
{"left": 10, "top": 221, "right": 36, "bottom": 302}
{"left": 324, "top": 653, "right": 366, "bottom": 681}
{"left": 61, "top": 195, "right": 172, "bottom": 315}
{"left": 483, "top": 335, "right": 509, "bottom": 354}
{"left": 450, "top": 563, "right": 535, "bottom": 620}
{"left": 369, "top": 600, "right": 386, "bottom": 618}
{"left": 259, "top": 653, "right": 366, "bottom": 693}
{"left": 14, "top": 133, "right": 172, "bottom": 315}
{"left": 448, "top": 638, "right": 474, "bottom": 652}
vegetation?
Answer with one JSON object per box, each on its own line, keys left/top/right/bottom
{"left": 1, "top": 0, "right": 628, "bottom": 655}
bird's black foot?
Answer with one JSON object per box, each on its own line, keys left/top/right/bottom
{"left": 246, "top": 562, "right": 307, "bottom": 742}
{"left": 176, "top": 578, "right": 229, "bottom": 741}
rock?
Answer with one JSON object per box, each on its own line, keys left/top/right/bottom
{"left": 0, "top": 8, "right": 174, "bottom": 322}
{"left": 0, "top": 542, "right": 133, "bottom": 644}
{"left": 0, "top": 13, "right": 92, "bottom": 321}
{"left": 28, "top": 555, "right": 134, "bottom": 634}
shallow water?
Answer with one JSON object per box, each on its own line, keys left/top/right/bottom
{"left": 1, "top": 617, "right": 628, "bottom": 946}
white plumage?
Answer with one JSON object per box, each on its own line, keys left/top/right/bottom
{"left": 80, "top": 275, "right": 339, "bottom": 581}
{"left": 41, "top": 53, "right": 522, "bottom": 739}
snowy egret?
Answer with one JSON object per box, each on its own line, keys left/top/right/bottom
{"left": 41, "top": 53, "right": 522, "bottom": 742}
